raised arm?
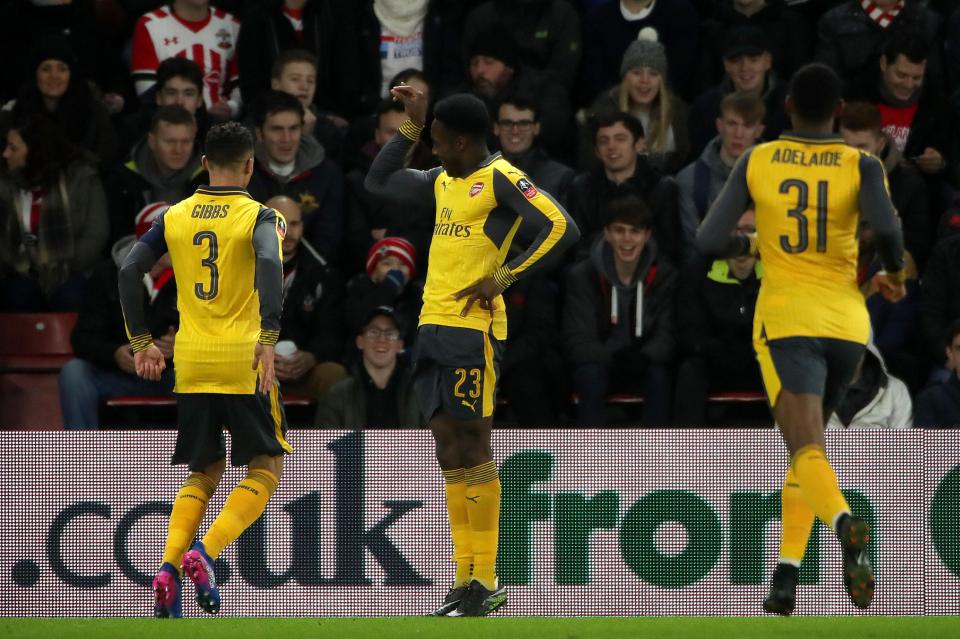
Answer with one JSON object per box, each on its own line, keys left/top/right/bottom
{"left": 363, "top": 85, "right": 441, "bottom": 206}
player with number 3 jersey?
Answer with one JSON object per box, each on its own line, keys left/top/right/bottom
{"left": 119, "top": 122, "right": 290, "bottom": 619}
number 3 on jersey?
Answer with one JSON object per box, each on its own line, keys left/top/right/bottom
{"left": 193, "top": 230, "right": 219, "bottom": 300}
{"left": 779, "top": 179, "right": 828, "bottom": 254}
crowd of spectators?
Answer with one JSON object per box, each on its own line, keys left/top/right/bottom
{"left": 2, "top": 0, "right": 960, "bottom": 429}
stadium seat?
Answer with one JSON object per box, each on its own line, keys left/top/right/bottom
{"left": 0, "top": 313, "right": 78, "bottom": 430}
{"left": 0, "top": 313, "right": 77, "bottom": 371}
{"left": 708, "top": 390, "right": 766, "bottom": 403}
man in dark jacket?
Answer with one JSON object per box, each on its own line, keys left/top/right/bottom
{"left": 58, "top": 208, "right": 177, "bottom": 430}
{"left": 463, "top": 0, "right": 582, "bottom": 94}
{"left": 267, "top": 196, "right": 347, "bottom": 400}
{"left": 568, "top": 111, "right": 680, "bottom": 264}
{"left": 461, "top": 24, "right": 574, "bottom": 161}
{"left": 247, "top": 91, "right": 344, "bottom": 262}
{"left": 674, "top": 211, "right": 763, "bottom": 426}
{"left": 494, "top": 95, "right": 575, "bottom": 206}
{"left": 314, "top": 306, "right": 422, "bottom": 428}
{"left": 846, "top": 34, "right": 956, "bottom": 186}
{"left": 500, "top": 268, "right": 567, "bottom": 427}
{"left": 677, "top": 92, "right": 765, "bottom": 261}
{"left": 689, "top": 26, "right": 789, "bottom": 159}
{"left": 816, "top": 0, "right": 942, "bottom": 89}
{"left": 105, "top": 105, "right": 205, "bottom": 245}
{"left": 563, "top": 195, "right": 677, "bottom": 426}
{"left": 697, "top": 0, "right": 812, "bottom": 92}
{"left": 914, "top": 319, "right": 960, "bottom": 427}
{"left": 236, "top": 0, "right": 337, "bottom": 109}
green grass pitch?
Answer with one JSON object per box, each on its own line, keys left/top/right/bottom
{"left": 2, "top": 617, "right": 958, "bottom": 639}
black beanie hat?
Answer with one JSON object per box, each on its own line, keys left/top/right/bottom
{"left": 29, "top": 36, "right": 77, "bottom": 73}
{"left": 466, "top": 25, "right": 520, "bottom": 70}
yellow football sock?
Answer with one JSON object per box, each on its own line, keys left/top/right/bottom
{"left": 161, "top": 472, "right": 217, "bottom": 571}
{"left": 464, "top": 461, "right": 501, "bottom": 591}
{"left": 791, "top": 444, "right": 850, "bottom": 532}
{"left": 443, "top": 468, "right": 473, "bottom": 587}
{"left": 202, "top": 469, "right": 279, "bottom": 560}
{"left": 779, "top": 466, "right": 816, "bottom": 566}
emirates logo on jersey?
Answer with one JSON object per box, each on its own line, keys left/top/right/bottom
{"left": 469, "top": 182, "right": 484, "bottom": 197}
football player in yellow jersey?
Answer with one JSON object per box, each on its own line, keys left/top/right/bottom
{"left": 119, "top": 123, "right": 290, "bottom": 618}
{"left": 697, "top": 64, "right": 907, "bottom": 615}
{"left": 366, "top": 87, "right": 579, "bottom": 616}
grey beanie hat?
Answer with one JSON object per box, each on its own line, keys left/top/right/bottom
{"left": 619, "top": 32, "right": 668, "bottom": 79}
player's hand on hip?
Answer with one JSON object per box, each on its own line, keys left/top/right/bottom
{"left": 873, "top": 271, "right": 907, "bottom": 303}
{"left": 453, "top": 276, "right": 504, "bottom": 318}
{"left": 134, "top": 345, "right": 166, "bottom": 381}
{"left": 389, "top": 84, "right": 427, "bottom": 126}
{"left": 253, "top": 343, "right": 276, "bottom": 394}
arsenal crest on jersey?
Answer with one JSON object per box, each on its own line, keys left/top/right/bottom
{"left": 469, "top": 182, "right": 484, "bottom": 197}
{"left": 516, "top": 177, "right": 538, "bottom": 199}
{"left": 276, "top": 217, "right": 287, "bottom": 239}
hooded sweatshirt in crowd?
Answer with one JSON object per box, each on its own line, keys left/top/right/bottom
{"left": 563, "top": 234, "right": 677, "bottom": 370}
{"left": 247, "top": 134, "right": 344, "bottom": 262}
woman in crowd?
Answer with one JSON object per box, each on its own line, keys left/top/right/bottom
{"left": 0, "top": 115, "right": 108, "bottom": 311}
{"left": 6, "top": 36, "right": 117, "bottom": 165}
{"left": 588, "top": 33, "right": 689, "bottom": 174}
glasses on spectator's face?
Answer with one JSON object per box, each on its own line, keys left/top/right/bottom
{"left": 363, "top": 328, "right": 401, "bottom": 341}
{"left": 498, "top": 119, "right": 535, "bottom": 130}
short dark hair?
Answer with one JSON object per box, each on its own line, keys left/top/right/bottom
{"left": 270, "top": 49, "right": 318, "bottom": 80}
{"left": 605, "top": 194, "right": 653, "bottom": 230}
{"left": 150, "top": 104, "right": 196, "bottom": 132}
{"left": 375, "top": 98, "right": 405, "bottom": 127}
{"left": 839, "top": 101, "right": 882, "bottom": 134}
{"left": 788, "top": 63, "right": 841, "bottom": 124}
{"left": 498, "top": 93, "right": 539, "bottom": 121}
{"left": 9, "top": 114, "right": 78, "bottom": 187}
{"left": 433, "top": 93, "right": 490, "bottom": 139}
{"left": 253, "top": 90, "right": 305, "bottom": 128}
{"left": 882, "top": 32, "right": 929, "bottom": 66}
{"left": 719, "top": 91, "right": 766, "bottom": 124}
{"left": 593, "top": 110, "right": 644, "bottom": 145}
{"left": 156, "top": 57, "right": 203, "bottom": 92}
{"left": 389, "top": 67, "right": 428, "bottom": 91}
{"left": 204, "top": 122, "right": 254, "bottom": 168}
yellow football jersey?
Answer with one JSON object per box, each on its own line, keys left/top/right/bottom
{"left": 744, "top": 135, "right": 876, "bottom": 343}
{"left": 159, "top": 187, "right": 283, "bottom": 393}
{"left": 421, "top": 155, "right": 573, "bottom": 339}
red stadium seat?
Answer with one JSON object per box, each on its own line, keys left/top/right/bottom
{"left": 0, "top": 313, "right": 78, "bottom": 430}
{"left": 0, "top": 313, "right": 77, "bottom": 371}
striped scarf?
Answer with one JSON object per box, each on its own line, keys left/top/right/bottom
{"left": 860, "top": 0, "right": 904, "bottom": 28}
